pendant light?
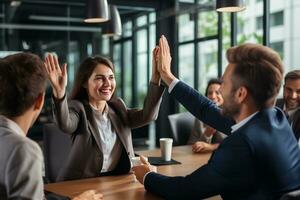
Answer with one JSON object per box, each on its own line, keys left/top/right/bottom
{"left": 102, "top": 5, "right": 122, "bottom": 36}
{"left": 84, "top": 0, "right": 109, "bottom": 23}
{"left": 216, "top": 0, "right": 246, "bottom": 12}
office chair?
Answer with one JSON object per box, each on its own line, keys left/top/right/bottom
{"left": 43, "top": 123, "right": 72, "bottom": 183}
{"left": 280, "top": 189, "right": 300, "bottom": 200}
{"left": 168, "top": 112, "right": 194, "bottom": 146}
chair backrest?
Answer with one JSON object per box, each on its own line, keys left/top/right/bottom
{"left": 43, "top": 123, "right": 72, "bottom": 183}
{"left": 168, "top": 112, "right": 194, "bottom": 145}
{"left": 280, "top": 189, "right": 300, "bottom": 200}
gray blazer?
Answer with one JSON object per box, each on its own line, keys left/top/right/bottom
{"left": 52, "top": 83, "right": 164, "bottom": 181}
{"left": 0, "top": 117, "right": 44, "bottom": 199}
{"left": 187, "top": 118, "right": 226, "bottom": 145}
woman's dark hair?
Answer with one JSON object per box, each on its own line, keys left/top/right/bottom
{"left": 205, "top": 78, "right": 222, "bottom": 97}
{"left": 70, "top": 56, "right": 115, "bottom": 101}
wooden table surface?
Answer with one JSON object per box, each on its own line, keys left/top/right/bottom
{"left": 45, "top": 145, "right": 221, "bottom": 200}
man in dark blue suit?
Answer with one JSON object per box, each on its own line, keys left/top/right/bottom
{"left": 276, "top": 70, "right": 300, "bottom": 141}
{"left": 133, "top": 36, "right": 300, "bottom": 200}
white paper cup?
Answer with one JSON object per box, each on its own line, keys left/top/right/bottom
{"left": 159, "top": 138, "right": 173, "bottom": 161}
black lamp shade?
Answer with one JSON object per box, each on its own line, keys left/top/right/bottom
{"left": 216, "top": 0, "right": 246, "bottom": 12}
{"left": 84, "top": 0, "right": 109, "bottom": 23}
{"left": 102, "top": 5, "right": 122, "bottom": 36}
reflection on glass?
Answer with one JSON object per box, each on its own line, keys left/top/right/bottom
{"left": 198, "top": 40, "right": 218, "bottom": 94}
{"left": 149, "top": 24, "right": 156, "bottom": 80}
{"left": 197, "top": 11, "right": 218, "bottom": 38}
{"left": 68, "top": 51, "right": 79, "bottom": 87}
{"left": 222, "top": 13, "right": 231, "bottom": 74}
{"left": 137, "top": 29, "right": 148, "bottom": 107}
{"left": 270, "top": 11, "right": 284, "bottom": 27}
{"left": 237, "top": 0, "right": 263, "bottom": 45}
{"left": 178, "top": 14, "right": 195, "bottom": 42}
{"left": 179, "top": 43, "right": 194, "bottom": 87}
{"left": 149, "top": 12, "right": 156, "bottom": 23}
{"left": 197, "top": 0, "right": 214, "bottom": 3}
{"left": 179, "top": 0, "right": 195, "bottom": 2}
{"left": 113, "top": 44, "right": 122, "bottom": 97}
{"left": 101, "top": 37, "right": 110, "bottom": 55}
{"left": 123, "top": 41, "right": 132, "bottom": 106}
{"left": 270, "top": 41, "right": 284, "bottom": 60}
{"left": 137, "top": 15, "right": 147, "bottom": 27}
{"left": 123, "top": 21, "right": 132, "bottom": 37}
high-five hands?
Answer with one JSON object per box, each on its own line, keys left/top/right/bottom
{"left": 132, "top": 156, "right": 157, "bottom": 185}
{"left": 156, "top": 35, "right": 176, "bottom": 86}
{"left": 151, "top": 46, "right": 161, "bottom": 84}
{"left": 44, "top": 54, "right": 67, "bottom": 99}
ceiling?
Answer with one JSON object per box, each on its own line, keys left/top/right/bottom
{"left": 0, "top": 0, "right": 215, "bottom": 53}
{"left": 0, "top": 0, "right": 159, "bottom": 27}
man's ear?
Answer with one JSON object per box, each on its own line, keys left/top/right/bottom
{"left": 236, "top": 86, "right": 248, "bottom": 103}
{"left": 34, "top": 93, "right": 45, "bottom": 111}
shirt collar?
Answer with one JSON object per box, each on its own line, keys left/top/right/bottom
{"left": 0, "top": 115, "right": 25, "bottom": 136}
{"left": 231, "top": 112, "right": 258, "bottom": 133}
{"left": 90, "top": 103, "right": 109, "bottom": 114}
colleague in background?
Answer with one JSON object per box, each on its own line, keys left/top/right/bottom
{"left": 133, "top": 36, "right": 300, "bottom": 200}
{"left": 187, "top": 78, "right": 226, "bottom": 152}
{"left": 276, "top": 70, "right": 300, "bottom": 141}
{"left": 0, "top": 53, "right": 102, "bottom": 200}
{"left": 44, "top": 48, "right": 164, "bottom": 181}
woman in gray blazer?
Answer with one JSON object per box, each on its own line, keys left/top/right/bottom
{"left": 44, "top": 48, "right": 164, "bottom": 181}
{"left": 187, "top": 78, "right": 226, "bottom": 152}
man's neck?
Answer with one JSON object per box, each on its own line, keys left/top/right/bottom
{"left": 234, "top": 105, "right": 259, "bottom": 124}
{"left": 9, "top": 112, "right": 33, "bottom": 136}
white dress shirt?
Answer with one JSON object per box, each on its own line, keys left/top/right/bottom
{"left": 91, "top": 104, "right": 122, "bottom": 173}
{"left": 230, "top": 112, "right": 258, "bottom": 133}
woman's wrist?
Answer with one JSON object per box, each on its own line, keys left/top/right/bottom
{"left": 150, "top": 73, "right": 161, "bottom": 85}
{"left": 53, "top": 88, "right": 65, "bottom": 100}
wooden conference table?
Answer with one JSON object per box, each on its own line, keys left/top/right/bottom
{"left": 45, "top": 145, "right": 221, "bottom": 200}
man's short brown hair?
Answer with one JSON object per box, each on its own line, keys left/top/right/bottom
{"left": 284, "top": 70, "right": 300, "bottom": 83}
{"left": 226, "top": 43, "right": 284, "bottom": 109}
{"left": 0, "top": 53, "right": 47, "bottom": 117}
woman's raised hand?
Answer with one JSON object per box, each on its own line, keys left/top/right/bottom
{"left": 157, "top": 35, "right": 175, "bottom": 86}
{"left": 44, "top": 54, "right": 67, "bottom": 99}
{"left": 151, "top": 46, "right": 161, "bottom": 84}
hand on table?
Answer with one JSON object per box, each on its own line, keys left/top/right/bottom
{"left": 192, "top": 141, "right": 219, "bottom": 153}
{"left": 132, "top": 156, "right": 157, "bottom": 185}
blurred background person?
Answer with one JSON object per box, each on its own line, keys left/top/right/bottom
{"left": 187, "top": 78, "right": 226, "bottom": 152}
{"left": 276, "top": 70, "right": 300, "bottom": 141}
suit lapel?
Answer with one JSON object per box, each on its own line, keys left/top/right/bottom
{"left": 83, "top": 101, "right": 103, "bottom": 153}
{"left": 87, "top": 120, "right": 103, "bottom": 152}
{"left": 108, "top": 106, "right": 128, "bottom": 152}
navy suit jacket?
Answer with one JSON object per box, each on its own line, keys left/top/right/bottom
{"left": 145, "top": 81, "right": 300, "bottom": 200}
{"left": 276, "top": 98, "right": 300, "bottom": 141}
